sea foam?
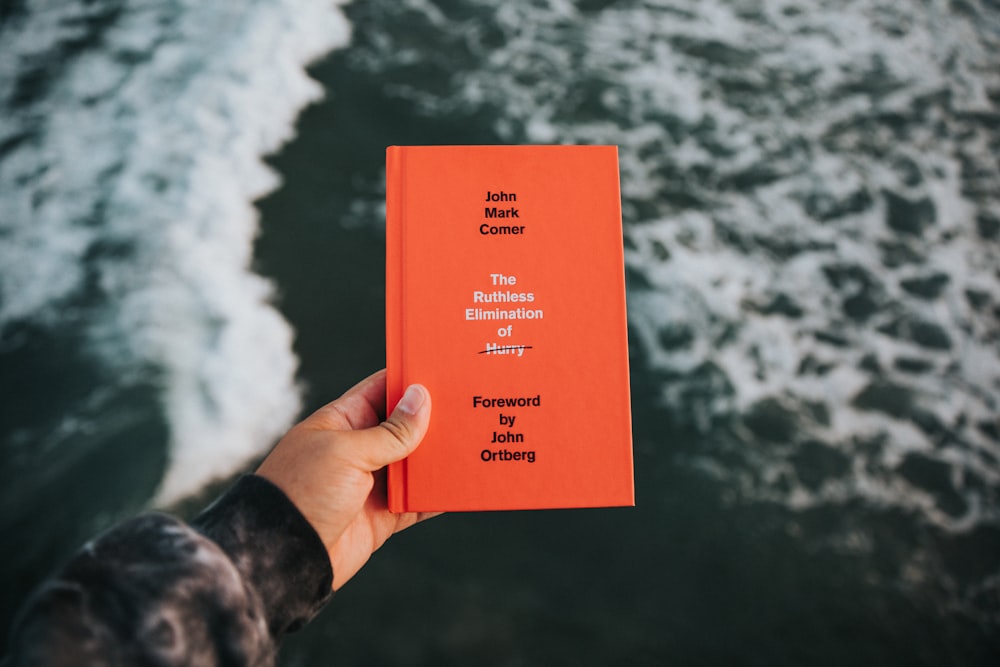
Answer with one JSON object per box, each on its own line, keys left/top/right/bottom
{"left": 333, "top": 3, "right": 1000, "bottom": 616}
{"left": 0, "top": 0, "right": 352, "bottom": 505}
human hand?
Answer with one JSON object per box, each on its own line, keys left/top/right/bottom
{"left": 256, "top": 369, "right": 435, "bottom": 589}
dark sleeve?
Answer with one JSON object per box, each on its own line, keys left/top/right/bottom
{"left": 3, "top": 475, "right": 333, "bottom": 667}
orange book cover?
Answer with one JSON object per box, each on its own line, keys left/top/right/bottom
{"left": 386, "top": 145, "right": 633, "bottom": 512}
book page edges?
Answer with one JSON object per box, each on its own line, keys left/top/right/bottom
{"left": 385, "top": 146, "right": 408, "bottom": 512}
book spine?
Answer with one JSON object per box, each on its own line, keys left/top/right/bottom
{"left": 385, "top": 146, "right": 407, "bottom": 512}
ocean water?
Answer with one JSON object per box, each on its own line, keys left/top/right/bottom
{"left": 2, "top": 0, "right": 999, "bottom": 664}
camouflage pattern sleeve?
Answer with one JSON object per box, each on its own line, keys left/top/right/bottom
{"left": 3, "top": 475, "right": 333, "bottom": 666}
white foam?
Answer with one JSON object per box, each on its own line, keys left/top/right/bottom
{"left": 364, "top": 0, "right": 1000, "bottom": 535}
{"left": 0, "top": 0, "right": 353, "bottom": 505}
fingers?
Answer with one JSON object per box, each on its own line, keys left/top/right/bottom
{"left": 307, "top": 370, "right": 388, "bottom": 430}
{"left": 341, "top": 369, "right": 389, "bottom": 421}
{"left": 352, "top": 384, "right": 432, "bottom": 472}
{"left": 297, "top": 374, "right": 431, "bottom": 472}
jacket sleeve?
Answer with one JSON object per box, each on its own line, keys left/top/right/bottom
{"left": 3, "top": 475, "right": 333, "bottom": 667}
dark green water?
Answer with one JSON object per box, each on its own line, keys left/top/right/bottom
{"left": 251, "top": 2, "right": 1000, "bottom": 663}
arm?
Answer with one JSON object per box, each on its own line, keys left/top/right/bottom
{"left": 3, "top": 370, "right": 432, "bottom": 666}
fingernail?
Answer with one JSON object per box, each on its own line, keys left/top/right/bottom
{"left": 395, "top": 384, "right": 427, "bottom": 416}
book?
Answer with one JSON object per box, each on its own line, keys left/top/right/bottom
{"left": 386, "top": 145, "right": 633, "bottom": 512}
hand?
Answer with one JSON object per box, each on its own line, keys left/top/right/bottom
{"left": 256, "top": 369, "right": 435, "bottom": 589}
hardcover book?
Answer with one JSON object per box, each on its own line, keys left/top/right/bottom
{"left": 386, "top": 145, "right": 633, "bottom": 512}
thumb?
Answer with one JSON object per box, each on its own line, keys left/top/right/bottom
{"left": 355, "top": 384, "right": 431, "bottom": 471}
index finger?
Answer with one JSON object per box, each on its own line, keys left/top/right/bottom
{"left": 305, "top": 369, "right": 388, "bottom": 431}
